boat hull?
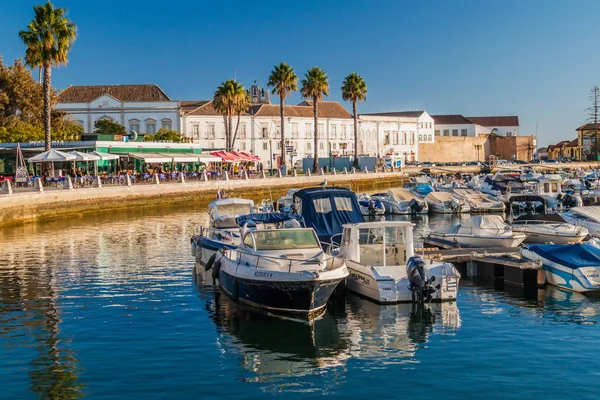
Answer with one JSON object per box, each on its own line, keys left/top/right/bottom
{"left": 192, "top": 235, "right": 237, "bottom": 265}
{"left": 428, "top": 232, "right": 526, "bottom": 248}
{"left": 427, "top": 203, "right": 470, "bottom": 214}
{"left": 218, "top": 257, "right": 347, "bottom": 315}
{"left": 344, "top": 260, "right": 459, "bottom": 304}
{"left": 512, "top": 228, "right": 587, "bottom": 244}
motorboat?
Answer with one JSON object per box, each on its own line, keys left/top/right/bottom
{"left": 427, "top": 215, "right": 526, "bottom": 248}
{"left": 405, "top": 182, "right": 435, "bottom": 198}
{"left": 511, "top": 213, "right": 589, "bottom": 244}
{"left": 335, "top": 221, "right": 459, "bottom": 303}
{"left": 424, "top": 191, "right": 470, "bottom": 214}
{"left": 480, "top": 169, "right": 528, "bottom": 201}
{"left": 190, "top": 198, "right": 254, "bottom": 265}
{"left": 563, "top": 206, "right": 600, "bottom": 237}
{"left": 450, "top": 188, "right": 505, "bottom": 213}
{"left": 521, "top": 241, "right": 600, "bottom": 293}
{"left": 370, "top": 188, "right": 429, "bottom": 215}
{"left": 357, "top": 194, "right": 386, "bottom": 217}
{"left": 208, "top": 213, "right": 349, "bottom": 316}
{"left": 276, "top": 188, "right": 298, "bottom": 213}
{"left": 292, "top": 187, "right": 364, "bottom": 244}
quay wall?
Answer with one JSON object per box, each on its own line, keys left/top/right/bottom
{"left": 419, "top": 135, "right": 534, "bottom": 163}
{"left": 0, "top": 172, "right": 408, "bottom": 228}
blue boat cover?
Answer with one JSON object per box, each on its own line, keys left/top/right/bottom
{"left": 527, "top": 242, "right": 600, "bottom": 269}
{"left": 293, "top": 188, "right": 364, "bottom": 243}
{"left": 414, "top": 184, "right": 434, "bottom": 196}
{"left": 236, "top": 213, "right": 305, "bottom": 227}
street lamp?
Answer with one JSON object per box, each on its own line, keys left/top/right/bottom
{"left": 269, "top": 139, "right": 272, "bottom": 175}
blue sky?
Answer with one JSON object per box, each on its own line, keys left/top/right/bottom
{"left": 1, "top": 0, "right": 598, "bottom": 146}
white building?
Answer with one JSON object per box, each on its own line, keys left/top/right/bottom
{"left": 55, "top": 84, "right": 181, "bottom": 134}
{"left": 433, "top": 115, "right": 519, "bottom": 138}
{"left": 180, "top": 99, "right": 354, "bottom": 167}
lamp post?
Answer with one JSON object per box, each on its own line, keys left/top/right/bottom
{"left": 329, "top": 142, "right": 333, "bottom": 171}
{"left": 269, "top": 139, "right": 272, "bottom": 175}
{"left": 475, "top": 144, "right": 482, "bottom": 162}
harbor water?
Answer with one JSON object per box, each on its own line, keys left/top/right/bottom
{"left": 2, "top": 203, "right": 600, "bottom": 399}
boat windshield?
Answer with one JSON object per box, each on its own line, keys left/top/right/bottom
{"left": 215, "top": 203, "right": 253, "bottom": 216}
{"left": 358, "top": 226, "right": 405, "bottom": 245}
{"left": 252, "top": 229, "right": 320, "bottom": 251}
{"left": 357, "top": 226, "right": 407, "bottom": 266}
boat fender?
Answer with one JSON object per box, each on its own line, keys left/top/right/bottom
{"left": 211, "top": 258, "right": 222, "bottom": 280}
{"left": 191, "top": 241, "right": 197, "bottom": 258}
{"left": 205, "top": 253, "right": 216, "bottom": 271}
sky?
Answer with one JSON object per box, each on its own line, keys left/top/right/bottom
{"left": 1, "top": 0, "right": 599, "bottom": 146}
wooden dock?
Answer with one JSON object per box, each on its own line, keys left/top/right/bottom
{"left": 417, "top": 241, "right": 544, "bottom": 287}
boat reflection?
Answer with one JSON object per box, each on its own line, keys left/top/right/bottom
{"left": 538, "top": 286, "right": 600, "bottom": 324}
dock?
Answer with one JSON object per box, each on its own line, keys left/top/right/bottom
{"left": 417, "top": 242, "right": 544, "bottom": 287}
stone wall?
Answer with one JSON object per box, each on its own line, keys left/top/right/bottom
{"left": 419, "top": 135, "right": 534, "bottom": 162}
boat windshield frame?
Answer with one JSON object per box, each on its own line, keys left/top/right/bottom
{"left": 243, "top": 228, "right": 321, "bottom": 252}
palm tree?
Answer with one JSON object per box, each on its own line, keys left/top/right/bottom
{"left": 20, "top": 2, "right": 77, "bottom": 152}
{"left": 341, "top": 73, "right": 368, "bottom": 168}
{"left": 268, "top": 62, "right": 298, "bottom": 172}
{"left": 300, "top": 67, "right": 329, "bottom": 173}
{"left": 213, "top": 80, "right": 249, "bottom": 150}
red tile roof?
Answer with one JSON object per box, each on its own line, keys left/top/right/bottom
{"left": 58, "top": 84, "right": 171, "bottom": 103}
{"left": 180, "top": 100, "right": 221, "bottom": 116}
{"left": 248, "top": 101, "right": 352, "bottom": 119}
{"left": 467, "top": 116, "right": 519, "bottom": 127}
{"left": 577, "top": 123, "right": 600, "bottom": 130}
{"left": 431, "top": 115, "right": 473, "bottom": 125}
{"left": 547, "top": 140, "right": 571, "bottom": 150}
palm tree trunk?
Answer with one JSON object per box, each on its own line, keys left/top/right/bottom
{"left": 353, "top": 99, "right": 359, "bottom": 168}
{"left": 313, "top": 99, "right": 319, "bottom": 173}
{"left": 227, "top": 111, "right": 233, "bottom": 150}
{"left": 280, "top": 93, "right": 286, "bottom": 173}
{"left": 231, "top": 112, "right": 242, "bottom": 149}
{"left": 43, "top": 64, "right": 52, "bottom": 151}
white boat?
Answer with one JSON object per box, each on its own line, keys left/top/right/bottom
{"left": 210, "top": 215, "right": 348, "bottom": 316}
{"left": 521, "top": 241, "right": 600, "bottom": 293}
{"left": 190, "top": 198, "right": 254, "bottom": 265}
{"left": 276, "top": 189, "right": 298, "bottom": 213}
{"left": 336, "top": 221, "right": 460, "bottom": 303}
{"left": 511, "top": 214, "right": 589, "bottom": 244}
{"left": 563, "top": 206, "right": 600, "bottom": 237}
{"left": 450, "top": 188, "right": 505, "bottom": 213}
{"left": 425, "top": 191, "right": 470, "bottom": 214}
{"left": 427, "top": 215, "right": 526, "bottom": 248}
{"left": 357, "top": 194, "right": 386, "bottom": 216}
{"left": 370, "top": 188, "right": 429, "bottom": 215}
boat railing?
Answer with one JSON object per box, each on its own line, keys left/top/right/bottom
{"left": 199, "top": 227, "right": 239, "bottom": 243}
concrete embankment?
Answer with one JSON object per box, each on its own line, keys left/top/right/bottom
{"left": 0, "top": 172, "right": 407, "bottom": 228}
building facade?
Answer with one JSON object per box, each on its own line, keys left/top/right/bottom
{"left": 55, "top": 84, "right": 181, "bottom": 134}
{"left": 433, "top": 115, "right": 519, "bottom": 138}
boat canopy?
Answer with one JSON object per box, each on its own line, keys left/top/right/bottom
{"left": 448, "top": 215, "right": 509, "bottom": 235}
{"left": 527, "top": 242, "right": 600, "bottom": 269}
{"left": 568, "top": 206, "right": 600, "bottom": 223}
{"left": 293, "top": 187, "right": 364, "bottom": 243}
{"left": 237, "top": 213, "right": 305, "bottom": 227}
{"left": 514, "top": 213, "right": 567, "bottom": 223}
{"left": 507, "top": 195, "right": 547, "bottom": 205}
{"left": 425, "top": 191, "right": 457, "bottom": 202}
{"left": 387, "top": 188, "right": 420, "bottom": 202}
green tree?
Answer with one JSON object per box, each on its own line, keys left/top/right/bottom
{"left": 213, "top": 80, "right": 250, "bottom": 150}
{"left": 20, "top": 2, "right": 77, "bottom": 151}
{"left": 341, "top": 73, "right": 368, "bottom": 168}
{"left": 0, "top": 58, "right": 43, "bottom": 127}
{"left": 300, "top": 67, "right": 329, "bottom": 172}
{"left": 144, "top": 128, "right": 184, "bottom": 143}
{"left": 94, "top": 119, "right": 126, "bottom": 135}
{"left": 268, "top": 62, "right": 298, "bottom": 171}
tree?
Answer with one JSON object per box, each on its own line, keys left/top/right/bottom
{"left": 144, "top": 128, "right": 184, "bottom": 143}
{"left": 94, "top": 119, "right": 126, "bottom": 135}
{"left": 20, "top": 2, "right": 77, "bottom": 151}
{"left": 300, "top": 67, "right": 329, "bottom": 172}
{"left": 584, "top": 86, "right": 600, "bottom": 160}
{"left": 341, "top": 73, "right": 367, "bottom": 168}
{"left": 268, "top": 62, "right": 298, "bottom": 171}
{"left": 213, "top": 80, "right": 250, "bottom": 150}
{"left": 0, "top": 58, "right": 43, "bottom": 127}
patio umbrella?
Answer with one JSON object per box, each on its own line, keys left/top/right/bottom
{"left": 89, "top": 151, "right": 120, "bottom": 174}
{"left": 68, "top": 151, "right": 101, "bottom": 176}
{"left": 28, "top": 149, "right": 76, "bottom": 176}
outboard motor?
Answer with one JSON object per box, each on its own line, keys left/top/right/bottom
{"left": 368, "top": 199, "right": 383, "bottom": 216}
{"left": 409, "top": 198, "right": 424, "bottom": 214}
{"left": 450, "top": 198, "right": 463, "bottom": 213}
{"left": 406, "top": 256, "right": 439, "bottom": 303}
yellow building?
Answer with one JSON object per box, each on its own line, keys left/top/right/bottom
{"left": 577, "top": 123, "right": 600, "bottom": 161}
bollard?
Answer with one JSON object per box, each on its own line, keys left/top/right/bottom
{"left": 124, "top": 174, "right": 132, "bottom": 186}
{"left": 1, "top": 180, "right": 13, "bottom": 194}
{"left": 153, "top": 173, "right": 160, "bottom": 184}
{"left": 243, "top": 170, "right": 248, "bottom": 180}
{"left": 63, "top": 175, "right": 73, "bottom": 190}
{"left": 351, "top": 167, "right": 356, "bottom": 174}
{"left": 93, "top": 176, "right": 102, "bottom": 188}
{"left": 306, "top": 169, "right": 311, "bottom": 177}
{"left": 319, "top": 168, "right": 324, "bottom": 176}
{"left": 222, "top": 171, "right": 229, "bottom": 181}
{"left": 33, "top": 177, "right": 44, "bottom": 192}
{"left": 276, "top": 169, "right": 282, "bottom": 178}
{"left": 260, "top": 170, "right": 266, "bottom": 179}
{"left": 391, "top": 164, "right": 395, "bottom": 172}
{"left": 292, "top": 169, "right": 297, "bottom": 177}
{"left": 332, "top": 168, "right": 337, "bottom": 175}
{"left": 201, "top": 170, "right": 208, "bottom": 182}
{"left": 364, "top": 166, "right": 369, "bottom": 174}
{"left": 537, "top": 267, "right": 546, "bottom": 288}
{"left": 343, "top": 167, "right": 348, "bottom": 174}
{"left": 178, "top": 173, "right": 185, "bottom": 183}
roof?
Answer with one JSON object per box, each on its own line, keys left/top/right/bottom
{"left": 181, "top": 100, "right": 223, "bottom": 116}
{"left": 577, "top": 123, "right": 600, "bottom": 131}
{"left": 567, "top": 139, "right": 579, "bottom": 146}
{"left": 58, "top": 84, "right": 171, "bottom": 103}
{"left": 547, "top": 140, "right": 571, "bottom": 150}
{"left": 248, "top": 101, "right": 352, "bottom": 119}
{"left": 180, "top": 100, "right": 211, "bottom": 114}
{"left": 432, "top": 115, "right": 473, "bottom": 125}
{"left": 360, "top": 110, "right": 425, "bottom": 118}
{"left": 467, "top": 116, "right": 519, "bottom": 127}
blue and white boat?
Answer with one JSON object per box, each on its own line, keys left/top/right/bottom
{"left": 211, "top": 213, "right": 349, "bottom": 316}
{"left": 190, "top": 198, "right": 254, "bottom": 265}
{"left": 521, "top": 241, "right": 600, "bottom": 293}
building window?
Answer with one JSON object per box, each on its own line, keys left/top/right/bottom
{"left": 209, "top": 142, "right": 214, "bottom": 148}
{"left": 147, "top": 122, "right": 156, "bottom": 135}
{"left": 262, "top": 126, "right": 268, "bottom": 139}
{"left": 305, "top": 123, "right": 313, "bottom": 138}
{"left": 192, "top": 124, "right": 200, "bottom": 138}
{"left": 434, "top": 130, "right": 440, "bottom": 136}
{"left": 263, "top": 142, "right": 268, "bottom": 150}
{"left": 428, "top": 134, "right": 432, "bottom": 141}
{"left": 292, "top": 123, "right": 299, "bottom": 138}
{"left": 418, "top": 134, "right": 423, "bottom": 142}
{"left": 319, "top": 142, "right": 324, "bottom": 150}
{"left": 277, "top": 142, "right": 281, "bottom": 149}
{"left": 443, "top": 129, "right": 449, "bottom": 136}
{"left": 240, "top": 123, "right": 247, "bottom": 139}
{"left": 318, "top": 124, "right": 325, "bottom": 138}
{"left": 331, "top": 125, "right": 337, "bottom": 139}
{"left": 332, "top": 143, "right": 337, "bottom": 150}
{"left": 241, "top": 142, "right": 246, "bottom": 150}
{"left": 307, "top": 142, "right": 312, "bottom": 150}
{"left": 452, "top": 129, "right": 458, "bottom": 137}
{"left": 162, "top": 119, "right": 172, "bottom": 130}
{"left": 461, "top": 129, "right": 467, "bottom": 137}
{"left": 207, "top": 124, "right": 215, "bottom": 139}
{"left": 129, "top": 120, "right": 140, "bottom": 133}
{"left": 342, "top": 125, "right": 347, "bottom": 139}
{"left": 384, "top": 133, "right": 390, "bottom": 145}
{"left": 410, "top": 133, "right": 415, "bottom": 145}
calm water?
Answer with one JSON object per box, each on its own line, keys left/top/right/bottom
{"left": 2, "top": 205, "right": 600, "bottom": 399}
